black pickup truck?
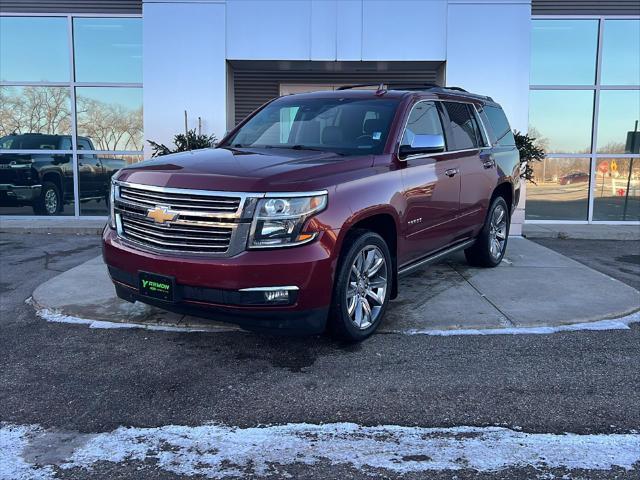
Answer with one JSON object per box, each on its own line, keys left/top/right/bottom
{"left": 0, "top": 134, "right": 125, "bottom": 215}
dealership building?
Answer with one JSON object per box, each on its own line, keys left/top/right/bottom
{"left": 1, "top": 0, "right": 638, "bottom": 233}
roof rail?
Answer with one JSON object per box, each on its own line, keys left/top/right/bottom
{"left": 335, "top": 83, "right": 492, "bottom": 101}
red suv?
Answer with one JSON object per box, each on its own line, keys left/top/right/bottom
{"left": 103, "top": 84, "right": 520, "bottom": 341}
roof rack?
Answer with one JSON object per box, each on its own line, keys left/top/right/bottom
{"left": 336, "top": 83, "right": 492, "bottom": 101}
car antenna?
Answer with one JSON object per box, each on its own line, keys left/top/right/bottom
{"left": 375, "top": 83, "right": 387, "bottom": 96}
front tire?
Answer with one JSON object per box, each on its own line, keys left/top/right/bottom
{"left": 33, "top": 181, "right": 62, "bottom": 215}
{"left": 464, "top": 196, "right": 510, "bottom": 267}
{"left": 329, "top": 231, "right": 392, "bottom": 342}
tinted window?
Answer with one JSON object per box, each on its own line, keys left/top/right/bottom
{"left": 597, "top": 90, "right": 640, "bottom": 153}
{"left": 483, "top": 106, "right": 515, "bottom": 147}
{"left": 401, "top": 101, "right": 444, "bottom": 147}
{"left": 530, "top": 20, "right": 598, "bottom": 86}
{"left": 443, "top": 102, "right": 481, "bottom": 150}
{"left": 73, "top": 18, "right": 143, "bottom": 83}
{"left": 601, "top": 20, "right": 640, "bottom": 86}
{"left": 529, "top": 90, "right": 594, "bottom": 154}
{"left": 0, "top": 17, "right": 69, "bottom": 82}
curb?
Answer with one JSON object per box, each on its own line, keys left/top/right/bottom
{"left": 0, "top": 220, "right": 105, "bottom": 235}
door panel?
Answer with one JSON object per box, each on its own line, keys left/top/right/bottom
{"left": 458, "top": 149, "right": 494, "bottom": 236}
{"left": 401, "top": 153, "right": 461, "bottom": 262}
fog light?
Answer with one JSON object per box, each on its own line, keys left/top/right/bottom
{"left": 264, "top": 290, "right": 289, "bottom": 303}
{"left": 239, "top": 286, "right": 298, "bottom": 305}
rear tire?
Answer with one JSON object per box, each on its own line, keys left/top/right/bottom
{"left": 464, "top": 196, "right": 510, "bottom": 268}
{"left": 329, "top": 231, "right": 392, "bottom": 342}
{"left": 33, "top": 181, "right": 62, "bottom": 215}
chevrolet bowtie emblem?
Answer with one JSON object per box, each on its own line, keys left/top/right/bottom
{"left": 146, "top": 205, "right": 178, "bottom": 224}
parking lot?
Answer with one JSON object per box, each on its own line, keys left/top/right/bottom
{"left": 1, "top": 232, "right": 639, "bottom": 479}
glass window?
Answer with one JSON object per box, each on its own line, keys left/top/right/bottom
{"left": 78, "top": 154, "right": 142, "bottom": 216}
{"left": 482, "top": 106, "right": 515, "bottom": 147}
{"left": 529, "top": 90, "right": 594, "bottom": 154}
{"left": 75, "top": 87, "right": 143, "bottom": 151}
{"left": 593, "top": 158, "right": 640, "bottom": 221}
{"left": 0, "top": 86, "right": 72, "bottom": 144}
{"left": 530, "top": 20, "right": 598, "bottom": 85}
{"left": 0, "top": 153, "right": 74, "bottom": 215}
{"left": 442, "top": 102, "right": 480, "bottom": 150}
{"left": 401, "top": 101, "right": 444, "bottom": 147}
{"left": 601, "top": 20, "right": 640, "bottom": 86}
{"left": 73, "top": 18, "right": 143, "bottom": 83}
{"left": 0, "top": 17, "right": 69, "bottom": 82}
{"left": 224, "top": 97, "right": 399, "bottom": 156}
{"left": 597, "top": 90, "right": 640, "bottom": 154}
{"left": 525, "top": 157, "right": 591, "bottom": 220}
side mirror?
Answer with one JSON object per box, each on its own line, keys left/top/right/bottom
{"left": 399, "top": 134, "right": 445, "bottom": 159}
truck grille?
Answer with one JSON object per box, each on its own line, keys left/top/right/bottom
{"left": 119, "top": 184, "right": 241, "bottom": 214}
{"left": 114, "top": 182, "right": 249, "bottom": 255}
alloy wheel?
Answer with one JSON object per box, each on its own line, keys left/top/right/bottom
{"left": 44, "top": 189, "right": 58, "bottom": 214}
{"left": 488, "top": 204, "right": 507, "bottom": 259}
{"left": 345, "top": 245, "right": 388, "bottom": 330}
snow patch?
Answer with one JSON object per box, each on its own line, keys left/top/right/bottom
{"left": 0, "top": 425, "right": 54, "bottom": 480}
{"left": 396, "top": 311, "right": 640, "bottom": 336}
{"left": 34, "top": 306, "right": 207, "bottom": 333}
{"left": 2, "top": 422, "right": 639, "bottom": 479}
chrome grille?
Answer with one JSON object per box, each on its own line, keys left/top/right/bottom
{"left": 114, "top": 182, "right": 251, "bottom": 255}
{"left": 119, "top": 184, "right": 241, "bottom": 213}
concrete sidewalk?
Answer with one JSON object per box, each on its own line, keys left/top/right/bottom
{"left": 31, "top": 238, "right": 639, "bottom": 334}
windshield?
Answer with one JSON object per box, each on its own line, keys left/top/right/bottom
{"left": 223, "top": 96, "right": 400, "bottom": 156}
{"left": 0, "top": 134, "right": 66, "bottom": 150}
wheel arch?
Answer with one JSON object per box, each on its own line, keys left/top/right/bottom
{"left": 337, "top": 209, "right": 400, "bottom": 299}
{"left": 491, "top": 181, "right": 514, "bottom": 214}
{"left": 42, "top": 170, "right": 64, "bottom": 195}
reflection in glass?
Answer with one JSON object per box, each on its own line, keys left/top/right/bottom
{"left": 0, "top": 87, "right": 72, "bottom": 142}
{"left": 529, "top": 90, "right": 594, "bottom": 154}
{"left": 525, "top": 157, "right": 590, "bottom": 220}
{"left": 601, "top": 20, "right": 640, "bottom": 86}
{"left": 593, "top": 158, "right": 640, "bottom": 221}
{"left": 530, "top": 20, "right": 598, "bottom": 86}
{"left": 73, "top": 18, "right": 142, "bottom": 83}
{"left": 0, "top": 17, "right": 69, "bottom": 82}
{"left": 79, "top": 154, "right": 142, "bottom": 215}
{"left": 75, "top": 87, "right": 143, "bottom": 151}
{"left": 0, "top": 153, "right": 74, "bottom": 215}
{"left": 597, "top": 90, "right": 640, "bottom": 154}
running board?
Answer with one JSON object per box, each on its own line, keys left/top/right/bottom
{"left": 398, "top": 239, "right": 475, "bottom": 277}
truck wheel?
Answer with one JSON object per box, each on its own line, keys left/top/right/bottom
{"left": 329, "top": 231, "right": 392, "bottom": 342}
{"left": 464, "top": 196, "right": 510, "bottom": 268}
{"left": 33, "top": 181, "right": 62, "bottom": 215}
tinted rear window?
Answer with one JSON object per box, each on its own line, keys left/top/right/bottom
{"left": 442, "top": 102, "right": 483, "bottom": 150}
{"left": 483, "top": 106, "right": 515, "bottom": 147}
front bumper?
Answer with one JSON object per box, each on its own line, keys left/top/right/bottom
{"left": 0, "top": 184, "right": 41, "bottom": 203}
{"left": 102, "top": 227, "right": 338, "bottom": 334}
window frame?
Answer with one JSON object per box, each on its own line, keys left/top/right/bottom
{"left": 529, "top": 15, "right": 640, "bottom": 225}
{"left": 397, "top": 97, "right": 492, "bottom": 161}
{"left": 399, "top": 99, "right": 448, "bottom": 150}
{"left": 0, "top": 12, "right": 143, "bottom": 219}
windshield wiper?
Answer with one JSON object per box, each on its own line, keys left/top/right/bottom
{"left": 289, "top": 145, "right": 345, "bottom": 156}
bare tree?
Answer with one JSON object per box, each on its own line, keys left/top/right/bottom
{"left": 0, "top": 87, "right": 142, "bottom": 151}
{"left": 0, "top": 86, "right": 71, "bottom": 136}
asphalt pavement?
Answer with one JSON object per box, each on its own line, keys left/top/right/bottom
{"left": 0, "top": 233, "right": 638, "bottom": 479}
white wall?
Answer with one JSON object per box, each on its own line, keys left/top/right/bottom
{"left": 143, "top": 1, "right": 227, "bottom": 155}
{"left": 225, "top": 0, "right": 447, "bottom": 61}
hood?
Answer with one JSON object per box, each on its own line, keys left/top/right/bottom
{"left": 116, "top": 147, "right": 376, "bottom": 192}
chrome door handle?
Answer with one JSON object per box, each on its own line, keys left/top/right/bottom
{"left": 445, "top": 168, "right": 459, "bottom": 177}
{"left": 482, "top": 154, "right": 496, "bottom": 169}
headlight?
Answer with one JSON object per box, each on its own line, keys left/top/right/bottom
{"left": 248, "top": 193, "right": 327, "bottom": 248}
{"left": 108, "top": 180, "right": 117, "bottom": 229}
